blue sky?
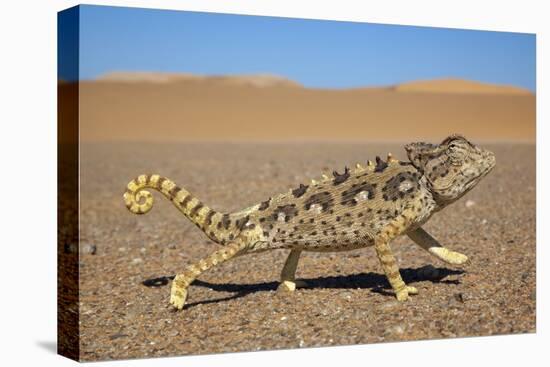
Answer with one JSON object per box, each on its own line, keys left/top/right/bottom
{"left": 62, "top": 5, "right": 536, "bottom": 91}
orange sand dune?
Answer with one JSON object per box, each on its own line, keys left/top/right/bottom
{"left": 394, "top": 78, "right": 532, "bottom": 95}
{"left": 70, "top": 74, "right": 535, "bottom": 142}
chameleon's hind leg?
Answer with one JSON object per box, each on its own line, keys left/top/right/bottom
{"left": 277, "top": 249, "right": 308, "bottom": 292}
{"left": 170, "top": 237, "right": 248, "bottom": 310}
{"left": 374, "top": 210, "right": 418, "bottom": 301}
{"left": 407, "top": 227, "right": 469, "bottom": 265}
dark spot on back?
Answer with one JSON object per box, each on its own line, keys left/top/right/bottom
{"left": 304, "top": 191, "right": 335, "bottom": 212}
{"left": 221, "top": 214, "right": 231, "bottom": 230}
{"left": 382, "top": 171, "right": 420, "bottom": 202}
{"left": 235, "top": 215, "right": 250, "bottom": 231}
{"left": 341, "top": 181, "right": 376, "bottom": 205}
{"left": 274, "top": 205, "right": 299, "bottom": 222}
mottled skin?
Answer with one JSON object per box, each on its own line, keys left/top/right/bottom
{"left": 123, "top": 134, "right": 496, "bottom": 310}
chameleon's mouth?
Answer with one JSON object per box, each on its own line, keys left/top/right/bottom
{"left": 461, "top": 156, "right": 495, "bottom": 192}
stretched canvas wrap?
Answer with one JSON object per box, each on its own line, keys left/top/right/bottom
{"left": 58, "top": 4, "right": 536, "bottom": 362}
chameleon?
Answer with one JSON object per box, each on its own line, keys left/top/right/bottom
{"left": 123, "top": 134, "right": 496, "bottom": 310}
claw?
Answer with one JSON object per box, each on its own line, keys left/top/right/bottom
{"left": 169, "top": 286, "right": 188, "bottom": 310}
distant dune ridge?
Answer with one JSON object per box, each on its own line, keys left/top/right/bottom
{"left": 70, "top": 72, "right": 535, "bottom": 142}
{"left": 97, "top": 71, "right": 303, "bottom": 88}
{"left": 394, "top": 78, "right": 532, "bottom": 95}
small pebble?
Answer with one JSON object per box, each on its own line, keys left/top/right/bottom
{"left": 385, "top": 325, "right": 404, "bottom": 335}
{"left": 465, "top": 200, "right": 476, "bottom": 208}
{"left": 109, "top": 333, "right": 128, "bottom": 340}
{"left": 82, "top": 244, "right": 97, "bottom": 255}
{"left": 380, "top": 300, "right": 401, "bottom": 310}
{"left": 131, "top": 258, "right": 143, "bottom": 265}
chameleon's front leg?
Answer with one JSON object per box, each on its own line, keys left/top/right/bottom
{"left": 277, "top": 249, "right": 308, "bottom": 292}
{"left": 374, "top": 210, "right": 418, "bottom": 301}
{"left": 407, "top": 227, "right": 469, "bottom": 265}
{"left": 374, "top": 240, "right": 418, "bottom": 301}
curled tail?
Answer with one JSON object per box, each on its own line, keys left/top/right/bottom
{"left": 123, "top": 174, "right": 249, "bottom": 245}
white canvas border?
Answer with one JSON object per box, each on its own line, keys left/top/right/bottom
{"left": 0, "top": 1, "right": 545, "bottom": 366}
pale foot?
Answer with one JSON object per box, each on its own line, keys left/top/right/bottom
{"left": 277, "top": 279, "right": 308, "bottom": 292}
{"left": 429, "top": 247, "right": 469, "bottom": 265}
{"left": 395, "top": 286, "right": 418, "bottom": 301}
{"left": 169, "top": 284, "right": 188, "bottom": 310}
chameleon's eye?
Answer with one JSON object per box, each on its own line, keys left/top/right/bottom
{"left": 447, "top": 143, "right": 465, "bottom": 165}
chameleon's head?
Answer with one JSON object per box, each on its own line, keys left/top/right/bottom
{"left": 405, "top": 134, "right": 496, "bottom": 207}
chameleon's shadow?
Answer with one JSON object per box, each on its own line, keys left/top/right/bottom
{"left": 143, "top": 266, "right": 464, "bottom": 310}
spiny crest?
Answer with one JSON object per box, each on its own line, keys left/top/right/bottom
{"left": 295, "top": 153, "right": 402, "bottom": 194}
{"left": 332, "top": 166, "right": 350, "bottom": 185}
{"left": 387, "top": 152, "right": 398, "bottom": 163}
{"left": 375, "top": 156, "right": 388, "bottom": 172}
{"left": 353, "top": 153, "right": 396, "bottom": 174}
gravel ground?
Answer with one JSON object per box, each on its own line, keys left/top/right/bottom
{"left": 77, "top": 142, "right": 535, "bottom": 361}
